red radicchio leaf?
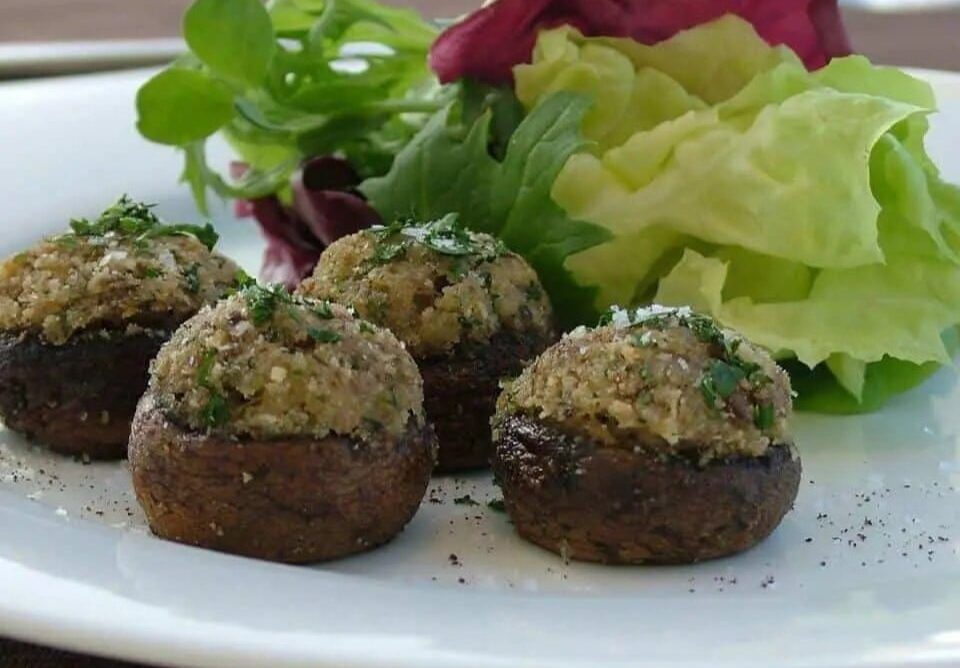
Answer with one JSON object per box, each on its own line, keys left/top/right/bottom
{"left": 236, "top": 156, "right": 381, "bottom": 289}
{"left": 253, "top": 196, "right": 322, "bottom": 288}
{"left": 429, "top": 0, "right": 852, "bottom": 86}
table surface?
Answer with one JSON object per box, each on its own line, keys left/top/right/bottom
{"left": 2, "top": 1, "right": 960, "bottom": 666}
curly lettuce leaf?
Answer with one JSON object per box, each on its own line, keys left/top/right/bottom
{"left": 785, "top": 326, "right": 960, "bottom": 414}
{"left": 655, "top": 249, "right": 956, "bottom": 368}
{"left": 535, "top": 25, "right": 923, "bottom": 271}
{"left": 361, "top": 90, "right": 612, "bottom": 327}
{"left": 518, "top": 17, "right": 960, "bottom": 411}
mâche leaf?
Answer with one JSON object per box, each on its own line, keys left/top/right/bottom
{"left": 136, "top": 68, "right": 235, "bottom": 146}
{"left": 184, "top": 0, "right": 276, "bottom": 87}
{"left": 135, "top": 0, "right": 439, "bottom": 205}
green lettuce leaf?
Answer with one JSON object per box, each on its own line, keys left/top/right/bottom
{"left": 361, "top": 90, "right": 612, "bottom": 327}
{"left": 515, "top": 17, "right": 960, "bottom": 411}
{"left": 654, "top": 249, "right": 956, "bottom": 367}
{"left": 785, "top": 326, "right": 960, "bottom": 414}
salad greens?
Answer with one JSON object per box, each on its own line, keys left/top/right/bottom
{"left": 371, "top": 15, "right": 960, "bottom": 411}
{"left": 138, "top": 0, "right": 960, "bottom": 413}
{"left": 362, "top": 91, "right": 612, "bottom": 326}
{"left": 136, "top": 0, "right": 440, "bottom": 212}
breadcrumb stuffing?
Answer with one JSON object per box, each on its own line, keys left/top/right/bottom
{"left": 0, "top": 234, "right": 237, "bottom": 344}
{"left": 150, "top": 291, "right": 425, "bottom": 441}
{"left": 495, "top": 308, "right": 793, "bottom": 463}
{"left": 299, "top": 224, "right": 554, "bottom": 358}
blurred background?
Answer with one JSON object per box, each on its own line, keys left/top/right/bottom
{"left": 1, "top": 0, "right": 960, "bottom": 72}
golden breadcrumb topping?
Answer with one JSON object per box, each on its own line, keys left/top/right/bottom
{"left": 150, "top": 289, "right": 425, "bottom": 441}
{"left": 0, "top": 198, "right": 237, "bottom": 344}
{"left": 299, "top": 217, "right": 554, "bottom": 358}
{"left": 496, "top": 306, "right": 793, "bottom": 463}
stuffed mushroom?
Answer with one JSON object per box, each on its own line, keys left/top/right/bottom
{"left": 129, "top": 285, "right": 435, "bottom": 563}
{"left": 298, "top": 214, "right": 556, "bottom": 472}
{"left": 0, "top": 196, "right": 237, "bottom": 458}
{"left": 492, "top": 305, "right": 800, "bottom": 565}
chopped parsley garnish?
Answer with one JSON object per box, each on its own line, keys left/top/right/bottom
{"left": 369, "top": 219, "right": 406, "bottom": 239}
{"left": 754, "top": 403, "right": 775, "bottom": 430}
{"left": 700, "top": 358, "right": 753, "bottom": 410}
{"left": 419, "top": 213, "right": 482, "bottom": 257}
{"left": 195, "top": 348, "right": 228, "bottom": 428}
{"left": 196, "top": 349, "right": 217, "bottom": 386}
{"left": 453, "top": 494, "right": 479, "bottom": 506}
{"left": 200, "top": 393, "right": 230, "bottom": 428}
{"left": 68, "top": 196, "right": 160, "bottom": 235}
{"left": 707, "top": 360, "right": 747, "bottom": 398}
{"left": 606, "top": 305, "right": 774, "bottom": 415}
{"left": 487, "top": 498, "right": 506, "bottom": 513}
{"left": 700, "top": 373, "right": 720, "bottom": 408}
{"left": 358, "top": 321, "right": 376, "bottom": 334}
{"left": 685, "top": 313, "right": 725, "bottom": 346}
{"left": 182, "top": 263, "right": 201, "bottom": 294}
{"left": 239, "top": 282, "right": 345, "bottom": 343}
{"left": 372, "top": 238, "right": 410, "bottom": 265}
{"left": 234, "top": 269, "right": 257, "bottom": 290}
{"left": 143, "top": 267, "right": 163, "bottom": 279}
{"left": 241, "top": 282, "right": 292, "bottom": 325}
{"left": 60, "top": 195, "right": 219, "bottom": 250}
{"left": 308, "top": 328, "right": 341, "bottom": 344}
{"left": 154, "top": 223, "right": 219, "bottom": 250}
{"left": 367, "top": 214, "right": 506, "bottom": 268}
{"left": 313, "top": 301, "right": 335, "bottom": 319}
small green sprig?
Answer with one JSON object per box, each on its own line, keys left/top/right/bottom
{"left": 182, "top": 263, "right": 201, "bottom": 294}
{"left": 241, "top": 282, "right": 293, "bottom": 326}
{"left": 196, "top": 348, "right": 229, "bottom": 429}
{"left": 700, "top": 360, "right": 747, "bottom": 407}
{"left": 239, "top": 279, "right": 343, "bottom": 348}
{"left": 308, "top": 328, "right": 342, "bottom": 344}
{"left": 59, "top": 195, "right": 219, "bottom": 250}
{"left": 368, "top": 214, "right": 507, "bottom": 270}
{"left": 753, "top": 403, "right": 775, "bottom": 430}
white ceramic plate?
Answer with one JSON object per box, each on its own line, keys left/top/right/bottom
{"left": 1, "top": 68, "right": 960, "bottom": 668}
{"left": 0, "top": 40, "right": 184, "bottom": 79}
